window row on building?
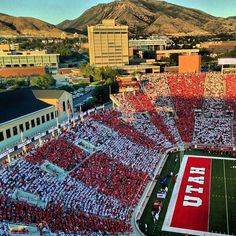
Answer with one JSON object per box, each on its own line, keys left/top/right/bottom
{"left": 0, "top": 55, "right": 58, "bottom": 68}
{"left": 0, "top": 111, "right": 56, "bottom": 142}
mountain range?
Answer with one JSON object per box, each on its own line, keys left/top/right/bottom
{"left": 57, "top": 0, "right": 236, "bottom": 37}
{"left": 227, "top": 16, "right": 236, "bottom": 21}
{"left": 1, "top": 0, "right": 236, "bottom": 37}
{"left": 0, "top": 13, "right": 63, "bottom": 37}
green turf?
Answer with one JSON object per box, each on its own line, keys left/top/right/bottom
{"left": 139, "top": 152, "right": 181, "bottom": 236}
{"left": 209, "top": 158, "right": 236, "bottom": 235}
{"left": 209, "top": 159, "right": 228, "bottom": 234}
{"left": 225, "top": 159, "right": 236, "bottom": 235}
{"left": 185, "top": 149, "right": 235, "bottom": 158}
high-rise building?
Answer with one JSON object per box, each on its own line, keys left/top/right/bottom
{"left": 88, "top": 19, "right": 129, "bottom": 67}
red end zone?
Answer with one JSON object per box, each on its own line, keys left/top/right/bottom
{"left": 171, "top": 156, "right": 211, "bottom": 231}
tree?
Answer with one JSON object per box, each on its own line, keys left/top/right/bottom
{"left": 15, "top": 77, "right": 26, "bottom": 87}
{"left": 79, "top": 64, "right": 94, "bottom": 78}
{"left": 26, "top": 77, "right": 31, "bottom": 87}
{"left": 54, "top": 43, "right": 72, "bottom": 57}
{"left": 9, "top": 84, "right": 19, "bottom": 90}
{"left": 0, "top": 79, "right": 6, "bottom": 89}
{"left": 119, "top": 19, "right": 128, "bottom": 25}
{"left": 169, "top": 53, "right": 179, "bottom": 66}
{"left": 102, "top": 67, "right": 121, "bottom": 81}
{"left": 31, "top": 75, "right": 56, "bottom": 89}
{"left": 93, "top": 68, "right": 104, "bottom": 81}
{"left": 92, "top": 85, "right": 110, "bottom": 104}
{"left": 81, "top": 97, "right": 97, "bottom": 111}
{"left": 6, "top": 79, "right": 16, "bottom": 87}
{"left": 220, "top": 48, "right": 236, "bottom": 58}
{"left": 58, "top": 85, "right": 74, "bottom": 93}
{"left": 143, "top": 51, "right": 156, "bottom": 59}
{"left": 79, "top": 64, "right": 122, "bottom": 82}
{"left": 20, "top": 39, "right": 44, "bottom": 50}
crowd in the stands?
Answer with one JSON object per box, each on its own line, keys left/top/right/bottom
{"left": 67, "top": 114, "right": 163, "bottom": 175}
{"left": 0, "top": 159, "right": 130, "bottom": 221}
{"left": 203, "top": 73, "right": 225, "bottom": 116}
{"left": 226, "top": 74, "right": 236, "bottom": 145}
{"left": 93, "top": 110, "right": 157, "bottom": 149}
{"left": 143, "top": 74, "right": 182, "bottom": 145}
{"left": 131, "top": 113, "right": 173, "bottom": 151}
{"left": 70, "top": 152, "right": 149, "bottom": 205}
{"left": 114, "top": 90, "right": 178, "bottom": 146}
{"left": 26, "top": 138, "right": 87, "bottom": 171}
{"left": 192, "top": 116, "right": 232, "bottom": 146}
{"left": 0, "top": 195, "right": 131, "bottom": 235}
{"left": 192, "top": 73, "right": 233, "bottom": 146}
{"left": 0, "top": 222, "right": 10, "bottom": 235}
{"left": 166, "top": 73, "right": 205, "bottom": 143}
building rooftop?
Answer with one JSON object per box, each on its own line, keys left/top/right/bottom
{"left": 0, "top": 67, "right": 45, "bottom": 78}
{"left": 0, "top": 50, "right": 60, "bottom": 57}
{"left": 0, "top": 89, "right": 52, "bottom": 124}
{"left": 156, "top": 49, "right": 199, "bottom": 53}
{"left": 32, "top": 90, "right": 65, "bottom": 100}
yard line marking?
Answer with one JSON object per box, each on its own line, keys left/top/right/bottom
{"left": 223, "top": 159, "right": 230, "bottom": 234}
{"left": 208, "top": 159, "right": 212, "bottom": 231}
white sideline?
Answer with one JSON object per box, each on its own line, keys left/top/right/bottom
{"left": 185, "top": 155, "right": 236, "bottom": 161}
{"left": 162, "top": 155, "right": 188, "bottom": 233}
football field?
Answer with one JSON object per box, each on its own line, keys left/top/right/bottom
{"left": 163, "top": 155, "right": 236, "bottom": 236}
{"left": 209, "top": 158, "right": 236, "bottom": 235}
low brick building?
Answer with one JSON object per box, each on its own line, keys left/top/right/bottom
{"left": 0, "top": 67, "right": 45, "bottom": 78}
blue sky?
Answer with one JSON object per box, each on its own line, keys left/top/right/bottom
{"left": 1, "top": 0, "right": 236, "bottom": 24}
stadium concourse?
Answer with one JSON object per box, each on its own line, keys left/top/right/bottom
{"left": 1, "top": 72, "right": 236, "bottom": 235}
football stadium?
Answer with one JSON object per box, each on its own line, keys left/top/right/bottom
{"left": 1, "top": 72, "right": 236, "bottom": 235}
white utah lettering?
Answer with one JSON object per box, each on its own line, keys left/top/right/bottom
{"left": 186, "top": 185, "right": 204, "bottom": 194}
{"left": 188, "top": 176, "right": 205, "bottom": 185}
{"left": 190, "top": 167, "right": 205, "bottom": 175}
{"left": 183, "top": 196, "right": 202, "bottom": 207}
{"left": 182, "top": 165, "right": 207, "bottom": 207}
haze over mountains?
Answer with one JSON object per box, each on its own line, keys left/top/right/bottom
{"left": 1, "top": 0, "right": 236, "bottom": 37}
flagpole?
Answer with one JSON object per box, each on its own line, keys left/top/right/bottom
{"left": 20, "top": 130, "right": 26, "bottom": 153}
{"left": 66, "top": 95, "right": 70, "bottom": 125}
{"left": 20, "top": 130, "right": 23, "bottom": 143}
{"left": 7, "top": 154, "right": 11, "bottom": 163}
{"left": 56, "top": 116, "right": 60, "bottom": 137}
{"left": 55, "top": 101, "right": 60, "bottom": 137}
{"left": 39, "top": 135, "right": 42, "bottom": 146}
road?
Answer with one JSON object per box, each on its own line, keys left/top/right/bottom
{"left": 73, "top": 90, "right": 93, "bottom": 107}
